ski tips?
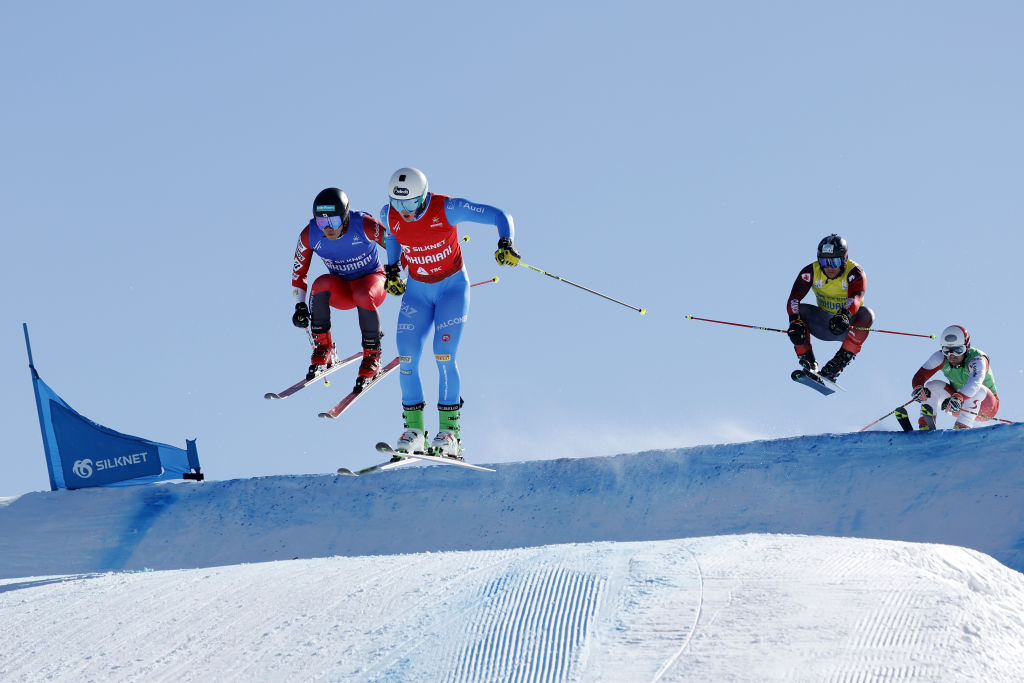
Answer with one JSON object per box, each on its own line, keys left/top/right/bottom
{"left": 264, "top": 392, "right": 283, "bottom": 400}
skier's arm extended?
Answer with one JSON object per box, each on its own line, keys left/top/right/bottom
{"left": 444, "top": 197, "right": 514, "bottom": 241}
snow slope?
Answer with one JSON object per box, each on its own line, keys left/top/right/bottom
{"left": 2, "top": 425, "right": 1024, "bottom": 681}
{"left": 3, "top": 537, "right": 1024, "bottom": 681}
{"left": 2, "top": 425, "right": 1023, "bottom": 577}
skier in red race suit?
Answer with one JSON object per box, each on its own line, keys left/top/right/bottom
{"left": 291, "top": 188, "right": 389, "bottom": 390}
{"left": 379, "top": 167, "right": 520, "bottom": 458}
{"left": 786, "top": 234, "right": 874, "bottom": 382}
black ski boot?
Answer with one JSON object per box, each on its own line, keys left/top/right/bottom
{"left": 797, "top": 350, "right": 817, "bottom": 373}
{"left": 820, "top": 348, "right": 856, "bottom": 382}
{"left": 353, "top": 333, "right": 383, "bottom": 393}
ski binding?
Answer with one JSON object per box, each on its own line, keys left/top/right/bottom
{"left": 375, "top": 442, "right": 495, "bottom": 472}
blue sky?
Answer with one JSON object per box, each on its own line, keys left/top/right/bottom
{"left": 3, "top": 2, "right": 1023, "bottom": 496}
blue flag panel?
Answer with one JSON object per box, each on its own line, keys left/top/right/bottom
{"left": 25, "top": 324, "right": 201, "bottom": 491}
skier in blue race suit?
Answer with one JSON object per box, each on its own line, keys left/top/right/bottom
{"left": 291, "top": 187, "right": 389, "bottom": 390}
{"left": 380, "top": 167, "right": 520, "bottom": 458}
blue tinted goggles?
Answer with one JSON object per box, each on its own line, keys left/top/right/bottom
{"left": 942, "top": 345, "right": 967, "bottom": 356}
{"left": 314, "top": 215, "right": 344, "bottom": 229}
{"left": 390, "top": 195, "right": 424, "bottom": 213}
{"left": 818, "top": 256, "right": 845, "bottom": 269}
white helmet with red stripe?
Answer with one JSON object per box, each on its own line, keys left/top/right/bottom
{"left": 939, "top": 325, "right": 970, "bottom": 354}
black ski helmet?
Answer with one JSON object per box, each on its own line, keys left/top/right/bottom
{"left": 312, "top": 187, "right": 350, "bottom": 228}
{"left": 817, "top": 234, "right": 849, "bottom": 266}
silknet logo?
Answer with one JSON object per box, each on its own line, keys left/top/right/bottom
{"left": 73, "top": 459, "right": 94, "bottom": 478}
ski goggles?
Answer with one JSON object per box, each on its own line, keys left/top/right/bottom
{"left": 942, "top": 345, "right": 967, "bottom": 356}
{"left": 314, "top": 215, "right": 344, "bottom": 229}
{"left": 818, "top": 256, "right": 845, "bottom": 269}
{"left": 390, "top": 195, "right": 425, "bottom": 213}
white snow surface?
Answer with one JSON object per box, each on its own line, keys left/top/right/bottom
{"left": 3, "top": 425, "right": 1024, "bottom": 681}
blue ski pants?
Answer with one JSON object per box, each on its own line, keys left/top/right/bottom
{"left": 396, "top": 268, "right": 470, "bottom": 406}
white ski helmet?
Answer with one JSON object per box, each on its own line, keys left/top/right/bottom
{"left": 939, "top": 324, "right": 970, "bottom": 354}
{"left": 388, "top": 167, "right": 429, "bottom": 211}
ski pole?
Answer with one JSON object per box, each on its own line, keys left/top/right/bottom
{"left": 858, "top": 399, "right": 916, "bottom": 432}
{"left": 518, "top": 261, "right": 647, "bottom": 314}
{"left": 950, "top": 406, "right": 1014, "bottom": 424}
{"left": 463, "top": 235, "right": 498, "bottom": 287}
{"left": 685, "top": 315, "right": 788, "bottom": 334}
{"left": 852, "top": 327, "right": 935, "bottom": 339}
{"left": 685, "top": 316, "right": 935, "bottom": 340}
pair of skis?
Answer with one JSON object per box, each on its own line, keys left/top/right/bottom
{"left": 337, "top": 443, "right": 496, "bottom": 477}
{"left": 264, "top": 353, "right": 401, "bottom": 420}
{"left": 267, "top": 360, "right": 495, "bottom": 475}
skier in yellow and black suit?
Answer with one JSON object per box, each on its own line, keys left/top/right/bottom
{"left": 786, "top": 234, "right": 874, "bottom": 382}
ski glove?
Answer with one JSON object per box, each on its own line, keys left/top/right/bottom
{"left": 942, "top": 392, "right": 968, "bottom": 413}
{"left": 828, "top": 312, "right": 851, "bottom": 336}
{"left": 911, "top": 386, "right": 931, "bottom": 403}
{"left": 384, "top": 263, "right": 406, "bottom": 296}
{"left": 494, "top": 237, "right": 521, "bottom": 266}
{"left": 787, "top": 319, "right": 808, "bottom": 345}
{"left": 292, "top": 302, "right": 310, "bottom": 328}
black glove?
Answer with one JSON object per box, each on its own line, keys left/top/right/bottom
{"left": 292, "top": 302, "right": 309, "bottom": 328}
{"left": 494, "top": 237, "right": 521, "bottom": 266}
{"left": 942, "top": 392, "right": 967, "bottom": 413}
{"left": 828, "top": 312, "right": 851, "bottom": 336}
{"left": 911, "top": 386, "right": 931, "bottom": 403}
{"left": 787, "top": 319, "right": 808, "bottom": 345}
{"left": 384, "top": 263, "right": 406, "bottom": 296}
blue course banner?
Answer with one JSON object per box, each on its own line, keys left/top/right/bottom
{"left": 50, "top": 401, "right": 163, "bottom": 488}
